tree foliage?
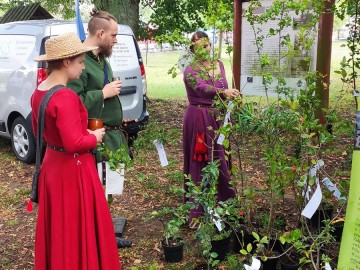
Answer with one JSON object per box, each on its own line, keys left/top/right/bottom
{"left": 94, "top": 0, "right": 140, "bottom": 38}
{"left": 0, "top": 0, "right": 141, "bottom": 37}
{"left": 141, "top": 0, "right": 233, "bottom": 41}
{"left": 0, "top": 0, "right": 81, "bottom": 19}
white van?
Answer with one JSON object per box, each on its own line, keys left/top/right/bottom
{"left": 0, "top": 20, "right": 149, "bottom": 163}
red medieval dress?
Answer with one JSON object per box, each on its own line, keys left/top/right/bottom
{"left": 31, "top": 88, "right": 121, "bottom": 270}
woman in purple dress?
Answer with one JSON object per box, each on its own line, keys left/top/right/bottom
{"left": 183, "top": 31, "right": 240, "bottom": 225}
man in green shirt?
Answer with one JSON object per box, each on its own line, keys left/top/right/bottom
{"left": 68, "top": 9, "right": 128, "bottom": 155}
{"left": 68, "top": 9, "right": 131, "bottom": 248}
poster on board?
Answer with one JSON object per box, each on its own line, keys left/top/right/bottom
{"left": 240, "top": 0, "right": 318, "bottom": 97}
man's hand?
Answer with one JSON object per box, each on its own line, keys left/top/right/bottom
{"left": 102, "top": 80, "right": 123, "bottom": 99}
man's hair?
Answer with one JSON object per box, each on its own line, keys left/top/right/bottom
{"left": 88, "top": 8, "right": 117, "bottom": 35}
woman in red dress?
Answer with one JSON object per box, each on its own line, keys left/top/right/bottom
{"left": 31, "top": 32, "right": 121, "bottom": 269}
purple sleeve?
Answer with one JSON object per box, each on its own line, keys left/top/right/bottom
{"left": 184, "top": 66, "right": 219, "bottom": 99}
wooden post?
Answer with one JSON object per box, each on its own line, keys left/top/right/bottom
{"left": 233, "top": 0, "right": 242, "bottom": 90}
{"left": 315, "top": 0, "right": 335, "bottom": 125}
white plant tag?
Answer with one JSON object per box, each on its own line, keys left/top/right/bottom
{"left": 207, "top": 207, "right": 223, "bottom": 231}
{"left": 302, "top": 185, "right": 311, "bottom": 201}
{"left": 310, "top": 160, "right": 325, "bottom": 177}
{"left": 217, "top": 133, "right": 225, "bottom": 145}
{"left": 97, "top": 162, "right": 125, "bottom": 197}
{"left": 217, "top": 101, "right": 234, "bottom": 145}
{"left": 153, "top": 139, "right": 169, "bottom": 167}
{"left": 244, "top": 257, "right": 261, "bottom": 270}
{"left": 322, "top": 177, "right": 346, "bottom": 201}
{"left": 325, "top": 262, "right": 332, "bottom": 270}
{"left": 301, "top": 182, "right": 322, "bottom": 219}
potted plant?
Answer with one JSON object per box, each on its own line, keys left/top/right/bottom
{"left": 148, "top": 202, "right": 191, "bottom": 263}
{"left": 216, "top": 194, "right": 258, "bottom": 255}
{"left": 185, "top": 161, "right": 233, "bottom": 269}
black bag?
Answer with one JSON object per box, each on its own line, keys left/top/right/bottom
{"left": 30, "top": 85, "right": 64, "bottom": 203}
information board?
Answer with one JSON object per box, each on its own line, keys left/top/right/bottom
{"left": 240, "top": 0, "right": 318, "bottom": 96}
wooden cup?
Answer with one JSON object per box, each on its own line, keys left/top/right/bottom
{"left": 88, "top": 118, "right": 103, "bottom": 131}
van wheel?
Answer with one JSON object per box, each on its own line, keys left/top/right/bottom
{"left": 11, "top": 116, "right": 36, "bottom": 164}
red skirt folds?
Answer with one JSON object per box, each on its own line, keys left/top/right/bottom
{"left": 35, "top": 148, "right": 121, "bottom": 270}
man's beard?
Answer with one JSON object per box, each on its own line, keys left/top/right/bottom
{"left": 99, "top": 44, "right": 113, "bottom": 58}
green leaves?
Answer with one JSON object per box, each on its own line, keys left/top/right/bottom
{"left": 98, "top": 143, "right": 132, "bottom": 171}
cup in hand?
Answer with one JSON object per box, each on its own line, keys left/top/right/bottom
{"left": 88, "top": 118, "right": 103, "bottom": 131}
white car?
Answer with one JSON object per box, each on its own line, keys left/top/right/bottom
{"left": 0, "top": 19, "right": 149, "bottom": 163}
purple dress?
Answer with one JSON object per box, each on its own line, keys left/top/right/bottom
{"left": 183, "top": 60, "right": 236, "bottom": 220}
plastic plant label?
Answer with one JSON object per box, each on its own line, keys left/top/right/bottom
{"left": 244, "top": 257, "right": 261, "bottom": 270}
{"left": 207, "top": 207, "right": 223, "bottom": 232}
{"left": 302, "top": 184, "right": 311, "bottom": 201}
{"left": 217, "top": 101, "right": 233, "bottom": 145}
{"left": 322, "top": 177, "right": 346, "bottom": 201}
{"left": 153, "top": 139, "right": 169, "bottom": 167}
{"left": 97, "top": 162, "right": 125, "bottom": 197}
{"left": 310, "top": 160, "right": 325, "bottom": 177}
{"left": 217, "top": 133, "right": 225, "bottom": 145}
{"left": 301, "top": 183, "right": 322, "bottom": 219}
{"left": 325, "top": 262, "right": 332, "bottom": 270}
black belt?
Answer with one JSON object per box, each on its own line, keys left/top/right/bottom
{"left": 105, "top": 125, "right": 124, "bottom": 131}
{"left": 190, "top": 104, "right": 213, "bottom": 108}
{"left": 104, "top": 125, "right": 129, "bottom": 143}
{"left": 47, "top": 144, "right": 96, "bottom": 154}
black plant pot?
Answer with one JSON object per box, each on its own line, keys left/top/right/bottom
{"left": 332, "top": 221, "right": 344, "bottom": 242}
{"left": 232, "top": 230, "right": 255, "bottom": 253}
{"left": 279, "top": 251, "right": 304, "bottom": 270}
{"left": 310, "top": 207, "right": 334, "bottom": 230}
{"left": 210, "top": 235, "right": 231, "bottom": 262}
{"left": 269, "top": 238, "right": 284, "bottom": 253}
{"left": 280, "top": 261, "right": 301, "bottom": 270}
{"left": 261, "top": 257, "right": 279, "bottom": 270}
{"left": 194, "top": 263, "right": 218, "bottom": 270}
{"left": 279, "top": 256, "right": 300, "bottom": 270}
{"left": 161, "top": 238, "right": 184, "bottom": 263}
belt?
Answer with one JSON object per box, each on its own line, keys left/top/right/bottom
{"left": 105, "top": 125, "right": 123, "bottom": 131}
{"left": 47, "top": 144, "right": 96, "bottom": 154}
{"left": 104, "top": 125, "right": 129, "bottom": 144}
{"left": 189, "top": 104, "right": 213, "bottom": 108}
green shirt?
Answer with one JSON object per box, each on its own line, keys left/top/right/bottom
{"left": 68, "top": 52, "right": 128, "bottom": 155}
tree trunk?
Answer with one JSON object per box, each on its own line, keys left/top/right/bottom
{"left": 94, "top": 0, "right": 140, "bottom": 38}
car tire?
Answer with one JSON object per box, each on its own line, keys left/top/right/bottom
{"left": 11, "top": 116, "right": 36, "bottom": 164}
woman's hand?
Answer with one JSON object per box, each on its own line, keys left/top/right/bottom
{"left": 223, "top": 88, "right": 240, "bottom": 98}
{"left": 88, "top": 128, "right": 106, "bottom": 143}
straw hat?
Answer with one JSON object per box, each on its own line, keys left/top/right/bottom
{"left": 34, "top": 32, "right": 97, "bottom": 62}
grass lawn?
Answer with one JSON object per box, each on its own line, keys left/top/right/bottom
{"left": 144, "top": 41, "right": 353, "bottom": 102}
{"left": 144, "top": 50, "right": 233, "bottom": 100}
{"left": 144, "top": 51, "right": 185, "bottom": 99}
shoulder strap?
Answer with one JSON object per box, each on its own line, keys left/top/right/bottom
{"left": 103, "top": 62, "right": 109, "bottom": 86}
{"left": 30, "top": 84, "right": 64, "bottom": 202}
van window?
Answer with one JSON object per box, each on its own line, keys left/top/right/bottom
{"left": 109, "top": 35, "right": 138, "bottom": 71}
{"left": 0, "top": 35, "right": 36, "bottom": 70}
